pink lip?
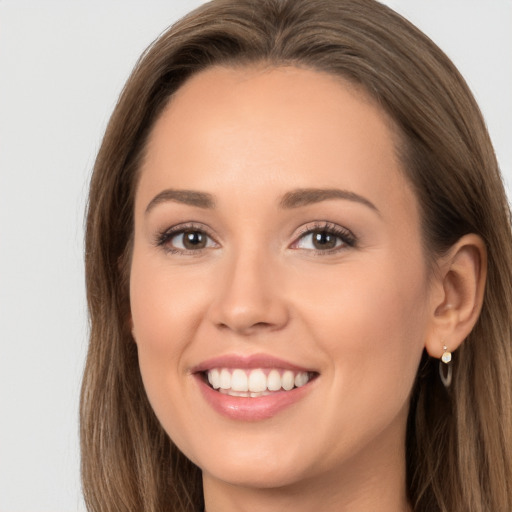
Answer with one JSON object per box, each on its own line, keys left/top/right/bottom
{"left": 191, "top": 353, "right": 317, "bottom": 421}
{"left": 195, "top": 376, "right": 314, "bottom": 421}
{"left": 191, "top": 353, "right": 312, "bottom": 373}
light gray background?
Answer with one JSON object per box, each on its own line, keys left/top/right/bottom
{"left": 0, "top": 1, "right": 510, "bottom": 511}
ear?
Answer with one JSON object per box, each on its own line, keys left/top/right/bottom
{"left": 425, "top": 234, "right": 487, "bottom": 358}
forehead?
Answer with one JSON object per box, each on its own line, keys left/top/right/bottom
{"left": 137, "top": 65, "right": 417, "bottom": 226}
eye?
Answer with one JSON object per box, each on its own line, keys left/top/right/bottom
{"left": 173, "top": 230, "right": 212, "bottom": 250}
{"left": 292, "top": 223, "right": 356, "bottom": 253}
{"left": 298, "top": 230, "right": 342, "bottom": 250}
{"left": 156, "top": 225, "right": 218, "bottom": 253}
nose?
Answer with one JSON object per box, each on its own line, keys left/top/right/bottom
{"left": 207, "top": 249, "right": 290, "bottom": 336}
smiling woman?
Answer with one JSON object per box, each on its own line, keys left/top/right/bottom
{"left": 81, "top": 1, "right": 512, "bottom": 512}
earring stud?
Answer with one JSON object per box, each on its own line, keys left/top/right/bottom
{"left": 439, "top": 344, "right": 452, "bottom": 388}
{"left": 441, "top": 345, "right": 452, "bottom": 364}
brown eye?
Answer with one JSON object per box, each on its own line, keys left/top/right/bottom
{"left": 311, "top": 230, "right": 338, "bottom": 250}
{"left": 292, "top": 223, "right": 355, "bottom": 253}
{"left": 159, "top": 227, "right": 217, "bottom": 253}
{"left": 182, "top": 230, "right": 207, "bottom": 249}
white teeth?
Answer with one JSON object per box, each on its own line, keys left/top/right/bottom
{"left": 205, "top": 368, "right": 312, "bottom": 395}
{"left": 248, "top": 369, "right": 267, "bottom": 392}
{"left": 219, "top": 369, "right": 231, "bottom": 390}
{"left": 208, "top": 368, "right": 220, "bottom": 389}
{"left": 281, "top": 370, "right": 295, "bottom": 391}
{"left": 267, "top": 369, "right": 282, "bottom": 391}
{"left": 231, "top": 369, "right": 249, "bottom": 392}
{"left": 294, "top": 372, "right": 309, "bottom": 388}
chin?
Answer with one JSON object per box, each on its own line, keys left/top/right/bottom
{"left": 201, "top": 457, "right": 311, "bottom": 489}
{"left": 179, "top": 427, "right": 322, "bottom": 490}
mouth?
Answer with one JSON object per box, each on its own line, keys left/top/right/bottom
{"left": 202, "top": 367, "right": 316, "bottom": 397}
{"left": 192, "top": 354, "right": 319, "bottom": 420}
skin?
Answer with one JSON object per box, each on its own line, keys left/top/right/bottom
{"left": 130, "top": 65, "right": 486, "bottom": 512}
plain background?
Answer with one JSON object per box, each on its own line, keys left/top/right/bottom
{"left": 0, "top": 1, "right": 510, "bottom": 511}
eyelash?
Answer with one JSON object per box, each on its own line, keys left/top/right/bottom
{"left": 155, "top": 221, "right": 356, "bottom": 255}
{"left": 155, "top": 223, "right": 218, "bottom": 255}
{"left": 292, "top": 222, "right": 356, "bottom": 254}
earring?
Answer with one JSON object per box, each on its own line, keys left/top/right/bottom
{"left": 439, "top": 344, "right": 452, "bottom": 388}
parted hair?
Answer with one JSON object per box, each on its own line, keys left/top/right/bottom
{"left": 81, "top": 0, "right": 512, "bottom": 510}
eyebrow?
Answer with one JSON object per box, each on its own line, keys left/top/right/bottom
{"left": 145, "top": 189, "right": 215, "bottom": 213}
{"left": 279, "top": 188, "right": 380, "bottom": 214}
{"left": 145, "top": 187, "right": 379, "bottom": 215}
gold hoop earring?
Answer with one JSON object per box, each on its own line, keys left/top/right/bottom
{"left": 439, "top": 345, "right": 452, "bottom": 388}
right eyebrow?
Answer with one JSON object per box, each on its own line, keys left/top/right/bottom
{"left": 145, "top": 189, "right": 215, "bottom": 214}
{"left": 279, "top": 187, "right": 380, "bottom": 215}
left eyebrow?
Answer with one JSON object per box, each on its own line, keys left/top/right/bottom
{"left": 279, "top": 188, "right": 380, "bottom": 215}
{"left": 145, "top": 189, "right": 215, "bottom": 214}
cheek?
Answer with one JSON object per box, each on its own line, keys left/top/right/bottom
{"left": 295, "top": 251, "right": 429, "bottom": 401}
{"left": 292, "top": 258, "right": 429, "bottom": 463}
{"left": 129, "top": 252, "right": 203, "bottom": 426}
{"left": 130, "top": 252, "right": 206, "bottom": 351}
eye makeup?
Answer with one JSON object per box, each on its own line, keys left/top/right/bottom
{"left": 154, "top": 222, "right": 219, "bottom": 255}
{"left": 154, "top": 219, "right": 356, "bottom": 257}
{"left": 290, "top": 221, "right": 357, "bottom": 255}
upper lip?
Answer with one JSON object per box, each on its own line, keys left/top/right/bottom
{"left": 190, "top": 353, "right": 315, "bottom": 374}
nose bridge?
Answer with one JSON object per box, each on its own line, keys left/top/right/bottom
{"left": 209, "top": 240, "right": 289, "bottom": 334}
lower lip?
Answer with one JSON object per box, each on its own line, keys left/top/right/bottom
{"left": 195, "top": 375, "right": 314, "bottom": 421}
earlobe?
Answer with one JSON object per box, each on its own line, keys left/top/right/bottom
{"left": 425, "top": 233, "right": 487, "bottom": 359}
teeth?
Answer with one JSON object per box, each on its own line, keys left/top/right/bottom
{"left": 231, "top": 369, "right": 248, "bottom": 392}
{"left": 205, "top": 367, "right": 311, "bottom": 395}
{"left": 219, "top": 369, "right": 231, "bottom": 390}
{"left": 207, "top": 368, "right": 220, "bottom": 389}
{"left": 295, "top": 372, "right": 309, "bottom": 387}
{"left": 267, "top": 369, "right": 281, "bottom": 391}
{"left": 282, "top": 370, "right": 295, "bottom": 391}
{"left": 248, "top": 369, "right": 267, "bottom": 392}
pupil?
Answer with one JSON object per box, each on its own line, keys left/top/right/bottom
{"left": 313, "top": 230, "right": 336, "bottom": 250}
{"left": 183, "top": 231, "right": 206, "bottom": 249}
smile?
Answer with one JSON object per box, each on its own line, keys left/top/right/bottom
{"left": 192, "top": 354, "right": 318, "bottom": 420}
{"left": 206, "top": 368, "right": 312, "bottom": 397}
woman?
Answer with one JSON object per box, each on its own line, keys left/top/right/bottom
{"left": 81, "top": 0, "right": 512, "bottom": 510}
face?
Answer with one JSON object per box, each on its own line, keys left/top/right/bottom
{"left": 130, "top": 66, "right": 432, "bottom": 490}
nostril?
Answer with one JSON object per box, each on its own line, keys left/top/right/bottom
{"left": 252, "top": 321, "right": 273, "bottom": 329}
{"left": 216, "top": 320, "right": 281, "bottom": 335}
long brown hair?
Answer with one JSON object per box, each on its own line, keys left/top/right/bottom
{"left": 81, "top": 1, "right": 512, "bottom": 510}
